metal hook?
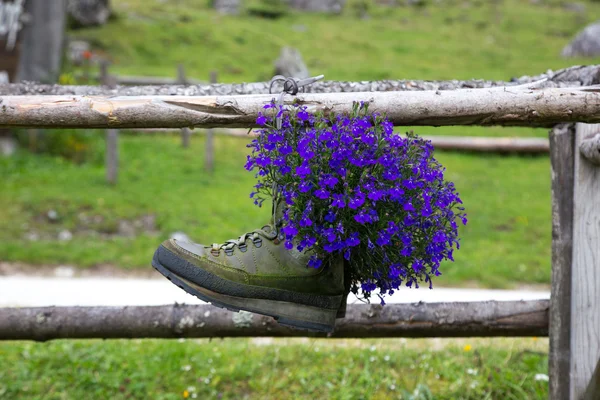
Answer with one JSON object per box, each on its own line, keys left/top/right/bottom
{"left": 268, "top": 74, "right": 325, "bottom": 129}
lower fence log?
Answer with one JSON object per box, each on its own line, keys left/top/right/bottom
{"left": 0, "top": 301, "right": 549, "bottom": 341}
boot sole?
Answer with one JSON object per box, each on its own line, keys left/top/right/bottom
{"left": 152, "top": 251, "right": 338, "bottom": 333}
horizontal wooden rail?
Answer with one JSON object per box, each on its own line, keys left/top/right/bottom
{"left": 0, "top": 301, "right": 549, "bottom": 341}
{"left": 2, "top": 64, "right": 599, "bottom": 96}
{"left": 1, "top": 86, "right": 600, "bottom": 129}
{"left": 424, "top": 136, "right": 550, "bottom": 153}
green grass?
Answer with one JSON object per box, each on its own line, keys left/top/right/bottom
{"left": 0, "top": 133, "right": 551, "bottom": 288}
{"left": 72, "top": 0, "right": 600, "bottom": 83}
{"left": 0, "top": 338, "right": 549, "bottom": 399}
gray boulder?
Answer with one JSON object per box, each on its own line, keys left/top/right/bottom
{"left": 213, "top": 0, "right": 240, "bottom": 14}
{"left": 274, "top": 47, "right": 309, "bottom": 79}
{"left": 289, "top": 0, "right": 345, "bottom": 13}
{"left": 562, "top": 21, "right": 600, "bottom": 58}
{"left": 68, "top": 0, "right": 111, "bottom": 27}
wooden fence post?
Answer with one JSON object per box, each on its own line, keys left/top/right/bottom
{"left": 178, "top": 64, "right": 192, "bottom": 148}
{"left": 100, "top": 62, "right": 118, "bottom": 184}
{"left": 105, "top": 129, "right": 118, "bottom": 185}
{"left": 16, "top": 0, "right": 67, "bottom": 83}
{"left": 570, "top": 123, "right": 600, "bottom": 399}
{"left": 205, "top": 70, "right": 217, "bottom": 172}
{"left": 549, "top": 124, "right": 575, "bottom": 400}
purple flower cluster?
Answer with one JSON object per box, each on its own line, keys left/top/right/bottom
{"left": 245, "top": 101, "right": 467, "bottom": 302}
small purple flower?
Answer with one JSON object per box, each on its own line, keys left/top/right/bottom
{"left": 279, "top": 144, "right": 293, "bottom": 155}
{"left": 321, "top": 175, "right": 339, "bottom": 189}
{"left": 345, "top": 232, "right": 360, "bottom": 247}
{"left": 308, "top": 256, "right": 322, "bottom": 268}
{"left": 348, "top": 191, "right": 365, "bottom": 209}
{"left": 256, "top": 154, "right": 271, "bottom": 167}
{"left": 323, "top": 228, "right": 337, "bottom": 243}
{"left": 299, "top": 181, "right": 313, "bottom": 193}
{"left": 299, "top": 215, "right": 313, "bottom": 227}
{"left": 297, "top": 109, "right": 310, "bottom": 121}
{"left": 325, "top": 210, "right": 336, "bottom": 223}
{"left": 314, "top": 188, "right": 331, "bottom": 200}
{"left": 367, "top": 189, "right": 384, "bottom": 202}
{"left": 282, "top": 225, "right": 298, "bottom": 236}
{"left": 256, "top": 113, "right": 268, "bottom": 125}
{"left": 332, "top": 194, "right": 345, "bottom": 208}
{"left": 433, "top": 231, "right": 447, "bottom": 243}
{"left": 295, "top": 163, "right": 311, "bottom": 178}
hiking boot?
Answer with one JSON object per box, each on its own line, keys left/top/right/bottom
{"left": 152, "top": 224, "right": 346, "bottom": 333}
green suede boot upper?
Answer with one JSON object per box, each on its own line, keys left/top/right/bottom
{"left": 158, "top": 223, "right": 345, "bottom": 299}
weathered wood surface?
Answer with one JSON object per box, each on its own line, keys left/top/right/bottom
{"left": 2, "top": 64, "right": 599, "bottom": 96}
{"left": 205, "top": 71, "right": 217, "bottom": 171}
{"left": 424, "top": 136, "right": 549, "bottom": 153}
{"left": 0, "top": 301, "right": 549, "bottom": 341}
{"left": 105, "top": 128, "right": 118, "bottom": 184}
{"left": 571, "top": 123, "right": 600, "bottom": 400}
{"left": 549, "top": 124, "right": 575, "bottom": 400}
{"left": 1, "top": 86, "right": 600, "bottom": 129}
{"left": 16, "top": 0, "right": 67, "bottom": 83}
{"left": 579, "top": 132, "right": 600, "bottom": 165}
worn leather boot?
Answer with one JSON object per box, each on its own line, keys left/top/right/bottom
{"left": 152, "top": 204, "right": 347, "bottom": 332}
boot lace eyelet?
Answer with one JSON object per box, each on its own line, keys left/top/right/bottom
{"left": 238, "top": 243, "right": 248, "bottom": 253}
{"left": 224, "top": 248, "right": 234, "bottom": 256}
{"left": 252, "top": 237, "right": 263, "bottom": 248}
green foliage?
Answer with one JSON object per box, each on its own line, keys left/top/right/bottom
{"left": 15, "top": 129, "right": 104, "bottom": 165}
{"left": 245, "top": 0, "right": 288, "bottom": 19}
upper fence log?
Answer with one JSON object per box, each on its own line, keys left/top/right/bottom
{"left": 1, "top": 86, "right": 600, "bottom": 129}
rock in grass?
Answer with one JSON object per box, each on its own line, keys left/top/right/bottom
{"left": 562, "top": 21, "right": 600, "bottom": 58}
{"left": 274, "top": 47, "right": 309, "bottom": 79}
{"left": 213, "top": 0, "right": 240, "bottom": 14}
{"left": 289, "top": 0, "right": 345, "bottom": 13}
{"left": 68, "top": 0, "right": 111, "bottom": 27}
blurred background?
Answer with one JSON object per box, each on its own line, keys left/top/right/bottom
{"left": 1, "top": 0, "right": 599, "bottom": 398}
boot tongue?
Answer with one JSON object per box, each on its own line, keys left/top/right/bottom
{"left": 270, "top": 197, "right": 285, "bottom": 228}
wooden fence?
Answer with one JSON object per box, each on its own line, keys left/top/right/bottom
{"left": 1, "top": 64, "right": 599, "bottom": 399}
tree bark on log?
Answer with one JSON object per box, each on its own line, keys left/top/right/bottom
{"left": 0, "top": 301, "right": 549, "bottom": 341}
{"left": 1, "top": 64, "right": 599, "bottom": 96}
{"left": 422, "top": 136, "right": 549, "bottom": 153}
{"left": 1, "top": 86, "right": 599, "bottom": 129}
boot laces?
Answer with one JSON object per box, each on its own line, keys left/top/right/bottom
{"left": 213, "top": 226, "right": 279, "bottom": 252}
{"left": 213, "top": 185, "right": 284, "bottom": 253}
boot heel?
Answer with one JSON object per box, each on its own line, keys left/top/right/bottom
{"left": 337, "top": 260, "right": 351, "bottom": 319}
{"left": 336, "top": 293, "right": 347, "bottom": 318}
